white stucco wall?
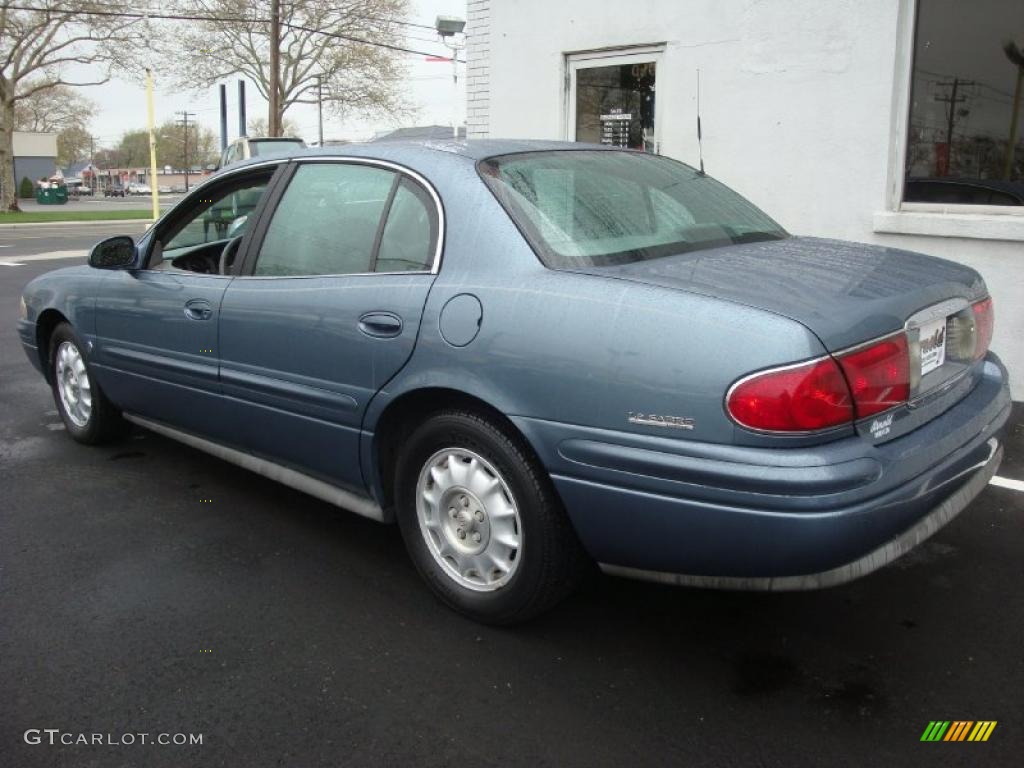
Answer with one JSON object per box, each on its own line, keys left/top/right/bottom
{"left": 470, "top": 0, "right": 1023, "bottom": 396}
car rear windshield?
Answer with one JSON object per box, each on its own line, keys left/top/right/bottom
{"left": 479, "top": 150, "right": 787, "bottom": 268}
{"left": 250, "top": 139, "right": 305, "bottom": 157}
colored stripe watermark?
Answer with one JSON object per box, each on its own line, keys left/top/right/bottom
{"left": 921, "top": 720, "right": 997, "bottom": 742}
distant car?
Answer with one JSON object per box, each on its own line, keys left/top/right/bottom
{"left": 218, "top": 136, "right": 306, "bottom": 169}
{"left": 127, "top": 182, "right": 151, "bottom": 196}
{"left": 904, "top": 177, "right": 1024, "bottom": 206}
{"left": 158, "top": 185, "right": 173, "bottom": 194}
{"left": 103, "top": 184, "right": 125, "bottom": 198}
{"left": 16, "top": 142, "right": 1011, "bottom": 624}
{"left": 65, "top": 180, "right": 93, "bottom": 197}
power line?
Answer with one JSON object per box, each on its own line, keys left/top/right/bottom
{"left": 2, "top": 4, "right": 463, "bottom": 61}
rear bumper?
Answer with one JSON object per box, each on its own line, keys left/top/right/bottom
{"left": 513, "top": 354, "right": 1011, "bottom": 585}
{"left": 600, "top": 437, "right": 1001, "bottom": 590}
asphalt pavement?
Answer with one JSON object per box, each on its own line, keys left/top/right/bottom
{"left": 1, "top": 246, "right": 1022, "bottom": 768}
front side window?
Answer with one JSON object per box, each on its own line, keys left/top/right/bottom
{"left": 480, "top": 150, "right": 786, "bottom": 269}
{"left": 905, "top": 0, "right": 1024, "bottom": 205}
{"left": 160, "top": 176, "right": 271, "bottom": 256}
{"left": 255, "top": 163, "right": 395, "bottom": 277}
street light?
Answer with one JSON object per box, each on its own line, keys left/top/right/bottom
{"left": 435, "top": 15, "right": 466, "bottom": 139}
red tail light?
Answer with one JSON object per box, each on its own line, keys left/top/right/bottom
{"left": 727, "top": 357, "right": 853, "bottom": 432}
{"left": 836, "top": 334, "right": 910, "bottom": 419}
{"left": 972, "top": 297, "right": 994, "bottom": 361}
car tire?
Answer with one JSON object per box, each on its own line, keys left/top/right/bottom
{"left": 49, "top": 322, "right": 125, "bottom": 444}
{"left": 394, "top": 409, "right": 589, "bottom": 624}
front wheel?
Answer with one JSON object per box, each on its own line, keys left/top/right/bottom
{"left": 49, "top": 323, "right": 125, "bottom": 444}
{"left": 394, "top": 409, "right": 588, "bottom": 624}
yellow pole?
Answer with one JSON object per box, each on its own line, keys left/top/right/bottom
{"left": 145, "top": 67, "right": 160, "bottom": 221}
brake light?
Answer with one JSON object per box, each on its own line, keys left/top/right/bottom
{"left": 836, "top": 334, "right": 910, "bottom": 419}
{"left": 972, "top": 298, "right": 994, "bottom": 361}
{"left": 727, "top": 358, "right": 853, "bottom": 432}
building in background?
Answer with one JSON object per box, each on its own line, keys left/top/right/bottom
{"left": 11, "top": 131, "right": 57, "bottom": 187}
{"left": 465, "top": 0, "right": 1024, "bottom": 395}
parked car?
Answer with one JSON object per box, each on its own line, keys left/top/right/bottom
{"left": 158, "top": 185, "right": 173, "bottom": 194}
{"left": 127, "top": 182, "right": 151, "bottom": 196}
{"left": 65, "top": 179, "right": 94, "bottom": 196}
{"left": 103, "top": 183, "right": 125, "bottom": 197}
{"left": 17, "top": 141, "right": 1010, "bottom": 624}
{"left": 218, "top": 136, "right": 306, "bottom": 169}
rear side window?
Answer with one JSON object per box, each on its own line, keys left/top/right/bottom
{"left": 375, "top": 179, "right": 436, "bottom": 272}
{"left": 254, "top": 163, "right": 394, "bottom": 276}
{"left": 480, "top": 150, "right": 786, "bottom": 268}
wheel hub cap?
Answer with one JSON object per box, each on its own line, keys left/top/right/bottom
{"left": 416, "top": 448, "right": 522, "bottom": 592}
{"left": 55, "top": 341, "right": 91, "bottom": 428}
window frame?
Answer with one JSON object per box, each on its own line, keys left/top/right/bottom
{"left": 885, "top": 0, "right": 1024, "bottom": 222}
{"left": 235, "top": 157, "right": 446, "bottom": 279}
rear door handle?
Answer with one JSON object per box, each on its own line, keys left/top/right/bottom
{"left": 184, "top": 298, "right": 213, "bottom": 321}
{"left": 358, "top": 311, "right": 403, "bottom": 338}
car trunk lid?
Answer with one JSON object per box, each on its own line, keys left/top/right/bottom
{"left": 573, "top": 236, "right": 990, "bottom": 441}
{"left": 572, "top": 236, "right": 986, "bottom": 351}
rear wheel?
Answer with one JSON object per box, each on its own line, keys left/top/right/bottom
{"left": 49, "top": 322, "right": 125, "bottom": 444}
{"left": 394, "top": 409, "right": 588, "bottom": 624}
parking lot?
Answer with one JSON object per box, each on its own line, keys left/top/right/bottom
{"left": 1, "top": 237, "right": 1021, "bottom": 767}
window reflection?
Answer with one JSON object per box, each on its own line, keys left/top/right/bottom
{"left": 906, "top": 0, "right": 1024, "bottom": 205}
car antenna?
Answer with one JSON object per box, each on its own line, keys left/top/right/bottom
{"left": 696, "top": 68, "right": 706, "bottom": 176}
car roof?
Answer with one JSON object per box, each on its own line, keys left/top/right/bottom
{"left": 215, "top": 138, "right": 621, "bottom": 175}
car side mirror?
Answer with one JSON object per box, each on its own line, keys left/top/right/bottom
{"left": 88, "top": 236, "right": 138, "bottom": 270}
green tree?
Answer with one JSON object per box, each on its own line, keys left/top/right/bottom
{"left": 18, "top": 176, "right": 34, "bottom": 198}
{"left": 157, "top": 120, "right": 219, "bottom": 169}
{"left": 57, "top": 125, "right": 92, "bottom": 167}
{"left": 160, "top": 0, "right": 410, "bottom": 136}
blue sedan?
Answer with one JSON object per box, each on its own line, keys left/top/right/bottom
{"left": 17, "top": 141, "right": 1011, "bottom": 623}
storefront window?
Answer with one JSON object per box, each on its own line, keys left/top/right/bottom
{"left": 574, "top": 62, "right": 656, "bottom": 152}
{"left": 905, "top": 0, "right": 1024, "bottom": 205}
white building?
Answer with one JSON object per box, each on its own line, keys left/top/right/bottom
{"left": 465, "top": 0, "right": 1024, "bottom": 396}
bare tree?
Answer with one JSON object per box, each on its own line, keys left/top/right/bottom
{"left": 13, "top": 82, "right": 95, "bottom": 133}
{"left": 247, "top": 115, "right": 300, "bottom": 138}
{"left": 0, "top": 1, "right": 139, "bottom": 210}
{"left": 162, "top": 0, "right": 410, "bottom": 137}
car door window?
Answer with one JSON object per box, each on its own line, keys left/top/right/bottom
{"left": 254, "top": 163, "right": 396, "bottom": 277}
{"left": 375, "top": 178, "right": 436, "bottom": 272}
{"left": 157, "top": 176, "right": 271, "bottom": 266}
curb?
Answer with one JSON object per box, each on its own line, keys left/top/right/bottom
{"left": 0, "top": 219, "right": 155, "bottom": 230}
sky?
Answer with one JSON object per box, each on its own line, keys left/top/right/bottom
{"left": 71, "top": 0, "right": 467, "bottom": 152}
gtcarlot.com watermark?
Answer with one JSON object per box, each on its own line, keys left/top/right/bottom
{"left": 24, "top": 729, "right": 203, "bottom": 746}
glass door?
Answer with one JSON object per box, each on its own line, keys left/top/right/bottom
{"left": 567, "top": 48, "right": 662, "bottom": 153}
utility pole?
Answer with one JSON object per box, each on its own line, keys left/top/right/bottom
{"left": 316, "top": 74, "right": 324, "bottom": 146}
{"left": 434, "top": 16, "right": 466, "bottom": 139}
{"left": 177, "top": 110, "right": 196, "bottom": 191}
{"left": 934, "top": 78, "right": 974, "bottom": 176}
{"left": 269, "top": 0, "right": 281, "bottom": 136}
